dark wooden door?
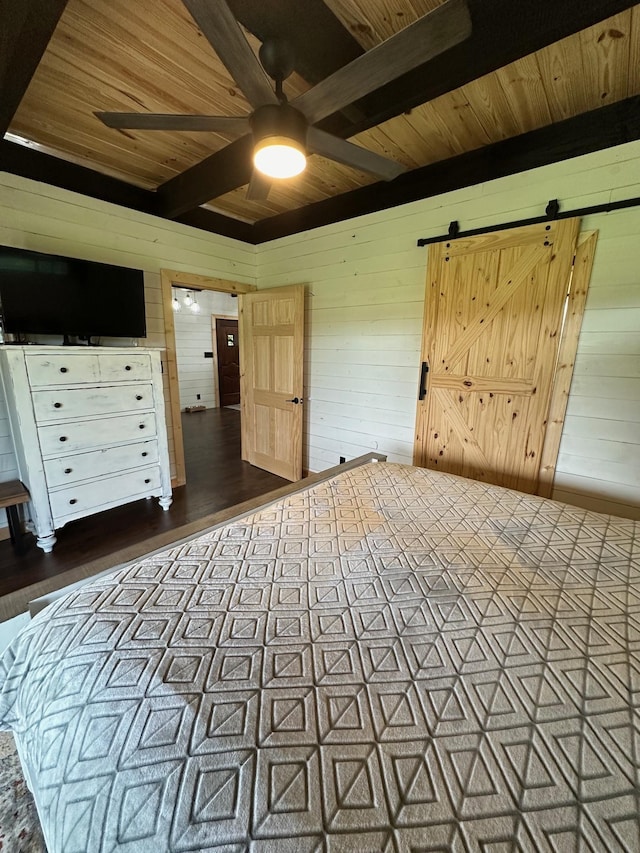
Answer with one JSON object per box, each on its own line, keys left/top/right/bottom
{"left": 215, "top": 317, "right": 240, "bottom": 406}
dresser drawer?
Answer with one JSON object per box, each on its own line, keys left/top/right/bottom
{"left": 26, "top": 353, "right": 100, "bottom": 387}
{"left": 50, "top": 466, "right": 161, "bottom": 523}
{"left": 32, "top": 384, "right": 153, "bottom": 422}
{"left": 44, "top": 440, "right": 158, "bottom": 488}
{"left": 38, "top": 411, "right": 157, "bottom": 456}
{"left": 98, "top": 353, "right": 151, "bottom": 382}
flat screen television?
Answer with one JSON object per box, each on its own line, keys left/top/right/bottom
{"left": 0, "top": 246, "right": 146, "bottom": 339}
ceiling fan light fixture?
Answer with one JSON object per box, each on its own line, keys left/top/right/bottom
{"left": 254, "top": 136, "right": 306, "bottom": 179}
{"left": 251, "top": 103, "right": 307, "bottom": 180}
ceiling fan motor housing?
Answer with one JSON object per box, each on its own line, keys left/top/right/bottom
{"left": 258, "top": 39, "right": 296, "bottom": 84}
{"left": 250, "top": 103, "right": 308, "bottom": 152}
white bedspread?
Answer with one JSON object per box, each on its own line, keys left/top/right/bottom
{"left": 1, "top": 462, "right": 639, "bottom": 851}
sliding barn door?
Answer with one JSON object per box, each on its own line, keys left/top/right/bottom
{"left": 414, "top": 219, "right": 580, "bottom": 494}
{"left": 239, "top": 285, "right": 304, "bottom": 481}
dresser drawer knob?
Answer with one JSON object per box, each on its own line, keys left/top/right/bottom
{"left": 69, "top": 498, "right": 77, "bottom": 505}
{"left": 64, "top": 468, "right": 72, "bottom": 474}
{"left": 139, "top": 424, "right": 145, "bottom": 430}
{"left": 54, "top": 402, "right": 62, "bottom": 409}
{"left": 136, "top": 395, "right": 143, "bottom": 401}
{"left": 59, "top": 436, "right": 68, "bottom": 442}
{"left": 125, "top": 365, "right": 132, "bottom": 371}
{"left": 141, "top": 452, "right": 148, "bottom": 457}
{"left": 59, "top": 367, "right": 68, "bottom": 373}
{"left": 144, "top": 478, "right": 151, "bottom": 484}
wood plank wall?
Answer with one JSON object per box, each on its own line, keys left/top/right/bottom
{"left": 0, "top": 173, "right": 257, "bottom": 507}
{"left": 173, "top": 289, "right": 238, "bottom": 410}
{"left": 258, "top": 140, "right": 640, "bottom": 520}
{"left": 1, "top": 139, "right": 639, "bottom": 523}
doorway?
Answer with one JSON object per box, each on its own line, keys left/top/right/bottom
{"left": 161, "top": 271, "right": 305, "bottom": 487}
{"left": 160, "top": 270, "right": 256, "bottom": 486}
{"left": 171, "top": 289, "right": 241, "bottom": 487}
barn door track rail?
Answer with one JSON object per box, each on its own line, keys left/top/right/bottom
{"left": 416, "top": 195, "right": 640, "bottom": 247}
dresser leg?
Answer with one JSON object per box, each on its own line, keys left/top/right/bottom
{"left": 36, "top": 533, "right": 57, "bottom": 553}
{"left": 159, "top": 495, "right": 173, "bottom": 511}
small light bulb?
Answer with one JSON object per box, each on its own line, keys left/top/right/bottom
{"left": 191, "top": 299, "right": 201, "bottom": 314}
{"left": 172, "top": 296, "right": 181, "bottom": 312}
{"left": 183, "top": 291, "right": 193, "bottom": 307}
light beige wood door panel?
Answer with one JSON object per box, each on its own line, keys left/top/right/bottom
{"left": 440, "top": 244, "right": 548, "bottom": 372}
{"left": 430, "top": 375, "right": 534, "bottom": 394}
{"left": 443, "top": 227, "right": 556, "bottom": 256}
{"left": 274, "top": 337, "right": 294, "bottom": 392}
{"left": 253, "top": 337, "right": 271, "bottom": 390}
{"left": 414, "top": 218, "right": 582, "bottom": 494}
{"left": 240, "top": 285, "right": 304, "bottom": 481}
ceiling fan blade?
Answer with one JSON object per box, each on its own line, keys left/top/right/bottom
{"left": 307, "top": 127, "right": 407, "bottom": 181}
{"left": 293, "top": 0, "right": 471, "bottom": 125}
{"left": 95, "top": 112, "right": 250, "bottom": 134}
{"left": 246, "top": 170, "right": 271, "bottom": 201}
{"left": 182, "top": 0, "right": 277, "bottom": 108}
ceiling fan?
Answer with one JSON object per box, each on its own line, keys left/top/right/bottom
{"left": 95, "top": 0, "right": 472, "bottom": 202}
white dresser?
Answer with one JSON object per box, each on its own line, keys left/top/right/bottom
{"left": 0, "top": 345, "right": 172, "bottom": 552}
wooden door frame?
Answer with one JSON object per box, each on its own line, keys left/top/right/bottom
{"left": 537, "top": 230, "right": 597, "bottom": 496}
{"left": 160, "top": 269, "right": 256, "bottom": 487}
{"left": 211, "top": 314, "right": 239, "bottom": 409}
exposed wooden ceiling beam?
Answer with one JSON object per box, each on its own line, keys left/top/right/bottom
{"left": 0, "top": 140, "right": 154, "bottom": 212}
{"left": 252, "top": 95, "right": 640, "bottom": 242}
{"left": 3, "top": 96, "right": 640, "bottom": 245}
{"left": 158, "top": 0, "right": 638, "bottom": 217}
{"left": 0, "top": 139, "right": 254, "bottom": 243}
{"left": 0, "top": 0, "right": 69, "bottom": 135}
{"left": 176, "top": 207, "right": 255, "bottom": 242}
{"left": 156, "top": 135, "right": 255, "bottom": 220}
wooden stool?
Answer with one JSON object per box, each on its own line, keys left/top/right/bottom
{"left": 0, "top": 480, "right": 30, "bottom": 555}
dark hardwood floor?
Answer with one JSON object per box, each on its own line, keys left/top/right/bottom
{"left": 0, "top": 408, "right": 287, "bottom": 598}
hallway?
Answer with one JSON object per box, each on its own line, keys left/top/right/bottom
{"left": 0, "top": 408, "right": 287, "bottom": 598}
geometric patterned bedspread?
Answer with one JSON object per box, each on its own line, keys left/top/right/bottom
{"left": 1, "top": 462, "right": 639, "bottom": 852}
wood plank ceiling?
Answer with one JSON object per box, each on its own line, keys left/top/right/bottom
{"left": 3, "top": 0, "right": 640, "bottom": 241}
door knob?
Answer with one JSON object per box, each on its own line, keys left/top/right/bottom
{"left": 286, "top": 397, "right": 303, "bottom": 404}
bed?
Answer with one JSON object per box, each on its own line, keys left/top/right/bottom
{"left": 1, "top": 457, "right": 639, "bottom": 852}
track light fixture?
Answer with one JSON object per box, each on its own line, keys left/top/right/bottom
{"left": 172, "top": 287, "right": 203, "bottom": 313}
